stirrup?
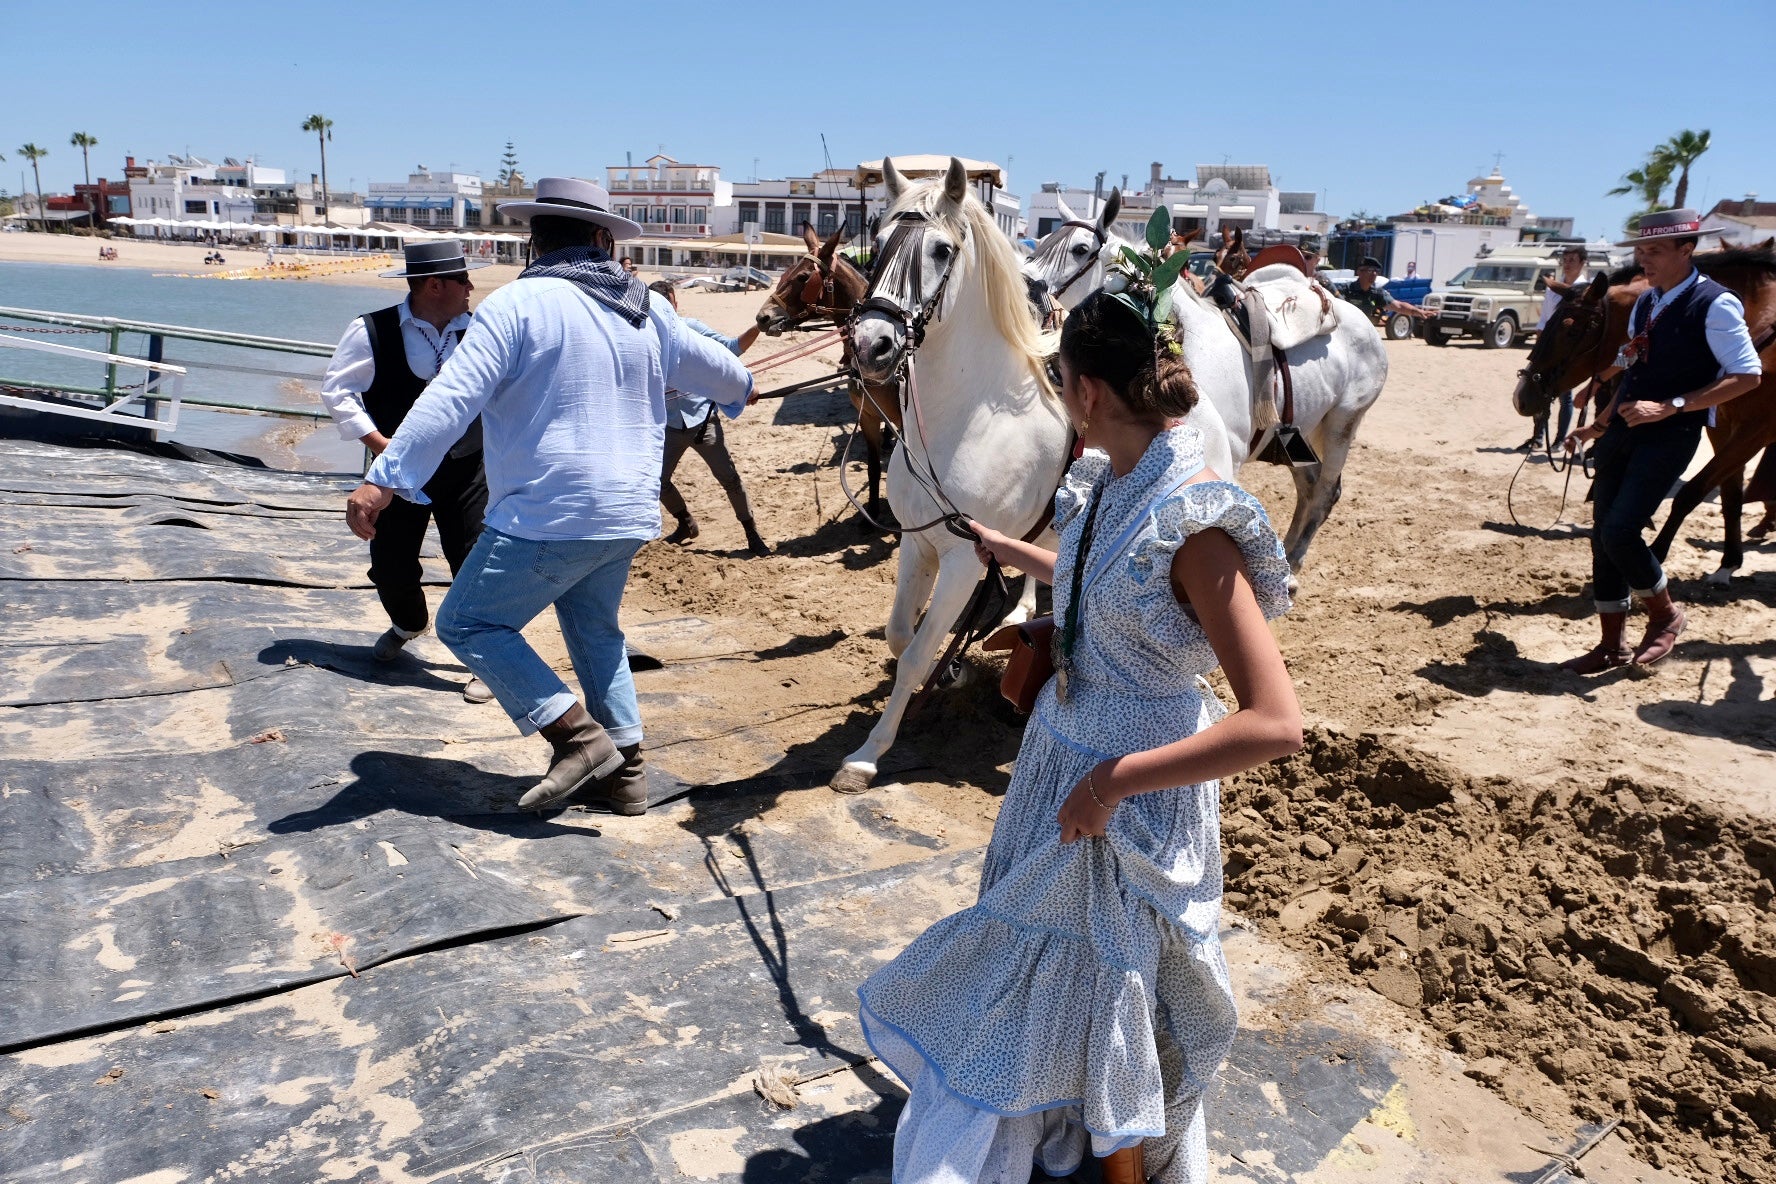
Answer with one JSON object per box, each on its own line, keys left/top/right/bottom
{"left": 1254, "top": 424, "right": 1320, "bottom": 468}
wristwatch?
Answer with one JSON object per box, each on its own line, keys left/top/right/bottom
{"left": 1671, "top": 396, "right": 1687, "bottom": 412}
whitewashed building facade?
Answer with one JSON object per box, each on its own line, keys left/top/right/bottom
{"left": 368, "top": 169, "right": 484, "bottom": 228}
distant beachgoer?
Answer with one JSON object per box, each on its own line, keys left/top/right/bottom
{"left": 1561, "top": 210, "right": 1762, "bottom": 671}
{"left": 322, "top": 240, "right": 494, "bottom": 704}
{"left": 1522, "top": 243, "right": 1592, "bottom": 452}
{"left": 345, "top": 178, "right": 754, "bottom": 816}
{"left": 858, "top": 289, "right": 1302, "bottom": 1184}
{"left": 648, "top": 280, "right": 768, "bottom": 556}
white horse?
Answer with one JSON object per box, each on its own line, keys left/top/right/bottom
{"left": 834, "top": 157, "right": 1072, "bottom": 794}
{"left": 1024, "top": 189, "right": 1390, "bottom": 580}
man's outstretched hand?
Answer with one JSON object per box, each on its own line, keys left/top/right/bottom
{"left": 346, "top": 483, "right": 395, "bottom": 541}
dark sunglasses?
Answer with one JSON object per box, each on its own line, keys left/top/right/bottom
{"left": 441, "top": 272, "right": 473, "bottom": 286}
{"left": 1044, "top": 354, "right": 1063, "bottom": 388}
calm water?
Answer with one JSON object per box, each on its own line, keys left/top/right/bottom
{"left": 0, "top": 261, "right": 399, "bottom": 470}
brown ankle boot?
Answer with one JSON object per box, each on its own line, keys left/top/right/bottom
{"left": 665, "top": 517, "right": 699, "bottom": 546}
{"left": 519, "top": 703, "right": 625, "bottom": 809}
{"left": 594, "top": 744, "right": 648, "bottom": 816}
{"left": 1100, "top": 1143, "right": 1145, "bottom": 1184}
{"left": 1633, "top": 590, "right": 1687, "bottom": 666}
{"left": 1560, "top": 611, "right": 1630, "bottom": 674}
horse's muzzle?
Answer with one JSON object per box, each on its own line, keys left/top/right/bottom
{"left": 849, "top": 316, "right": 906, "bottom": 384}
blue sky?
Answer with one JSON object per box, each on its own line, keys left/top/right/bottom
{"left": 7, "top": 0, "right": 1771, "bottom": 238}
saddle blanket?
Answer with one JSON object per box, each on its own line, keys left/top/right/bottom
{"left": 1244, "top": 263, "right": 1338, "bottom": 352}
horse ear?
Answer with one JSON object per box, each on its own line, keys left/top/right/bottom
{"left": 943, "top": 157, "right": 969, "bottom": 205}
{"left": 1100, "top": 188, "right": 1122, "bottom": 233}
{"left": 819, "top": 224, "right": 843, "bottom": 263}
{"left": 882, "top": 157, "right": 906, "bottom": 203}
{"left": 1055, "top": 194, "right": 1078, "bottom": 223}
{"left": 801, "top": 222, "right": 821, "bottom": 254}
{"left": 1182, "top": 227, "right": 1202, "bottom": 247}
{"left": 1585, "top": 272, "right": 1610, "bottom": 302}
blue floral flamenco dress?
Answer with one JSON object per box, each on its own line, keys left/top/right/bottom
{"left": 858, "top": 426, "right": 1293, "bottom": 1183}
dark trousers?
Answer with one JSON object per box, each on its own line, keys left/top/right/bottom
{"left": 1588, "top": 417, "right": 1703, "bottom": 611}
{"left": 1532, "top": 390, "right": 1575, "bottom": 445}
{"left": 659, "top": 414, "right": 754, "bottom": 526}
{"left": 369, "top": 450, "right": 488, "bottom": 634}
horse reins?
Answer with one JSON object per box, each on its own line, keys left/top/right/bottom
{"left": 1045, "top": 219, "right": 1108, "bottom": 301}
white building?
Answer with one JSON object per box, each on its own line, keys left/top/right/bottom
{"left": 1701, "top": 196, "right": 1776, "bottom": 246}
{"left": 368, "top": 168, "right": 484, "bottom": 229}
{"left": 606, "top": 155, "right": 732, "bottom": 240}
{"left": 1333, "top": 169, "right": 1579, "bottom": 287}
{"left": 126, "top": 155, "right": 261, "bottom": 225}
{"left": 1026, "top": 163, "right": 1332, "bottom": 244}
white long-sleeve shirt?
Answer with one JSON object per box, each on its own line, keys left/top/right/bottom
{"left": 365, "top": 278, "right": 754, "bottom": 542}
{"left": 318, "top": 298, "right": 473, "bottom": 441}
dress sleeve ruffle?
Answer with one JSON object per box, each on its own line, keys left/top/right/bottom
{"left": 1125, "top": 482, "right": 1293, "bottom": 622}
{"left": 1052, "top": 452, "right": 1110, "bottom": 532}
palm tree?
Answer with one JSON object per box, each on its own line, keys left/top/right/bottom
{"left": 1657, "top": 128, "right": 1712, "bottom": 210}
{"left": 301, "top": 114, "right": 334, "bottom": 220}
{"left": 1607, "top": 159, "right": 1672, "bottom": 210}
{"left": 18, "top": 143, "right": 48, "bottom": 232}
{"left": 69, "top": 132, "right": 97, "bottom": 185}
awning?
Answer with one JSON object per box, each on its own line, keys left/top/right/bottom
{"left": 368, "top": 197, "right": 458, "bottom": 210}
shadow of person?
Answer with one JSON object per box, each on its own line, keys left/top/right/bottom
{"left": 775, "top": 513, "right": 897, "bottom": 567}
{"left": 739, "top": 1059, "right": 905, "bottom": 1182}
{"left": 257, "top": 639, "right": 467, "bottom": 694}
{"left": 1416, "top": 626, "right": 1639, "bottom": 699}
{"left": 769, "top": 386, "right": 857, "bottom": 429}
{"left": 266, "top": 748, "right": 589, "bottom": 839}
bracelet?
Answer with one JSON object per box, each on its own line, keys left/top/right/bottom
{"left": 1087, "top": 766, "right": 1110, "bottom": 810}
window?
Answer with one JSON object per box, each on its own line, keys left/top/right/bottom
{"left": 764, "top": 203, "right": 786, "bottom": 235}
{"left": 791, "top": 203, "right": 810, "bottom": 232}
{"left": 689, "top": 206, "right": 706, "bottom": 225}
{"left": 651, "top": 206, "right": 668, "bottom": 223}
{"left": 738, "top": 201, "right": 758, "bottom": 226}
{"left": 670, "top": 205, "right": 687, "bottom": 224}
{"left": 185, "top": 200, "right": 206, "bottom": 214}
{"left": 845, "top": 208, "right": 863, "bottom": 238}
{"left": 107, "top": 196, "right": 129, "bottom": 214}
{"left": 465, "top": 207, "right": 481, "bottom": 227}
{"left": 1036, "top": 217, "right": 1060, "bottom": 237}
{"left": 817, "top": 205, "right": 838, "bottom": 236}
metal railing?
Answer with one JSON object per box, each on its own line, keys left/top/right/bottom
{"left": 0, "top": 306, "right": 336, "bottom": 438}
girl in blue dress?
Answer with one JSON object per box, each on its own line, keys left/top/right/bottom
{"left": 859, "top": 290, "right": 1303, "bottom": 1183}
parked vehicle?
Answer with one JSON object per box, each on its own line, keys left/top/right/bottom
{"left": 1420, "top": 242, "right": 1609, "bottom": 349}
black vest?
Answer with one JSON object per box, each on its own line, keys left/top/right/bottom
{"left": 361, "top": 304, "right": 481, "bottom": 455}
{"left": 1619, "top": 274, "right": 1729, "bottom": 430}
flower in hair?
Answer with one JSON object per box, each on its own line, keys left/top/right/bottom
{"left": 1103, "top": 205, "right": 1189, "bottom": 353}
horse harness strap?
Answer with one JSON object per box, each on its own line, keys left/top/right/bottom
{"left": 1048, "top": 219, "right": 1108, "bottom": 300}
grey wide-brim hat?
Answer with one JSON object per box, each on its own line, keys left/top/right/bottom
{"left": 379, "top": 240, "right": 493, "bottom": 279}
{"left": 1615, "top": 208, "right": 1731, "bottom": 248}
{"left": 497, "top": 177, "right": 643, "bottom": 241}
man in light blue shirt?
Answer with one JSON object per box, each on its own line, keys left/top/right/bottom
{"left": 649, "top": 280, "right": 769, "bottom": 555}
{"left": 345, "top": 179, "right": 754, "bottom": 816}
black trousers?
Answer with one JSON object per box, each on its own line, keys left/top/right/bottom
{"left": 1587, "top": 417, "right": 1703, "bottom": 612}
{"left": 659, "top": 414, "right": 754, "bottom": 526}
{"left": 368, "top": 450, "right": 488, "bottom": 634}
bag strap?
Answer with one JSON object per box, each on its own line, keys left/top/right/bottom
{"left": 1079, "top": 463, "right": 1204, "bottom": 597}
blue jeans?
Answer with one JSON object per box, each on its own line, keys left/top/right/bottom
{"left": 436, "top": 528, "right": 646, "bottom": 745}
{"left": 1588, "top": 417, "right": 1704, "bottom": 613}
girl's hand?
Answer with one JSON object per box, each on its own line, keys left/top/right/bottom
{"left": 968, "top": 520, "right": 1014, "bottom": 567}
{"left": 1058, "top": 766, "right": 1115, "bottom": 843}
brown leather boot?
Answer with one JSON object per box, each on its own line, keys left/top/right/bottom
{"left": 1560, "top": 612, "right": 1630, "bottom": 674}
{"left": 519, "top": 703, "right": 625, "bottom": 809}
{"left": 1100, "top": 1143, "right": 1145, "bottom": 1184}
{"left": 594, "top": 744, "right": 648, "bottom": 816}
{"left": 665, "top": 517, "right": 699, "bottom": 546}
{"left": 1633, "top": 589, "right": 1687, "bottom": 666}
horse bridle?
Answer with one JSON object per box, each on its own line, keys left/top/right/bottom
{"left": 1045, "top": 219, "right": 1108, "bottom": 300}
{"left": 1520, "top": 293, "right": 1608, "bottom": 394}
{"left": 849, "top": 210, "right": 960, "bottom": 358}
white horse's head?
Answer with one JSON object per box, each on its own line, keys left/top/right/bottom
{"left": 849, "top": 157, "right": 977, "bottom": 383}
{"left": 1022, "top": 188, "right": 1124, "bottom": 313}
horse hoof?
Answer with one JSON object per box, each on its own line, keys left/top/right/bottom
{"left": 1286, "top": 573, "right": 1302, "bottom": 596}
{"left": 830, "top": 763, "right": 876, "bottom": 795}
{"left": 1703, "top": 567, "right": 1738, "bottom": 587}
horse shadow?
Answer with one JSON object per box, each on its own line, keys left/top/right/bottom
{"left": 770, "top": 386, "right": 858, "bottom": 429}
{"left": 1389, "top": 590, "right": 1594, "bottom": 626}
{"left": 1477, "top": 519, "right": 1591, "bottom": 541}
{"left": 777, "top": 514, "right": 897, "bottom": 566}
{"left": 1635, "top": 639, "right": 1776, "bottom": 752}
{"left": 257, "top": 638, "right": 469, "bottom": 694}
{"left": 1414, "top": 626, "right": 1639, "bottom": 700}
{"left": 737, "top": 1063, "right": 904, "bottom": 1182}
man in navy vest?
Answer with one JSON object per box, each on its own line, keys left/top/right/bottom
{"left": 321, "top": 241, "right": 492, "bottom": 701}
{"left": 1562, "top": 210, "right": 1762, "bottom": 671}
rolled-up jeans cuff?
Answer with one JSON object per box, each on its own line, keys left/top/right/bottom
{"left": 1594, "top": 597, "right": 1633, "bottom": 614}
{"left": 1632, "top": 573, "right": 1668, "bottom": 599}
{"left": 524, "top": 691, "right": 579, "bottom": 735}
{"left": 606, "top": 723, "right": 644, "bottom": 748}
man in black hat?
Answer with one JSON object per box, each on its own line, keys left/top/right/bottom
{"left": 321, "top": 240, "right": 493, "bottom": 702}
{"left": 1560, "top": 209, "right": 1761, "bottom": 671}
{"left": 1341, "top": 256, "right": 1430, "bottom": 324}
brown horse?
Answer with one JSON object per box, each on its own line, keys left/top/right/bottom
{"left": 755, "top": 223, "right": 900, "bottom": 526}
{"left": 1213, "top": 226, "right": 1251, "bottom": 280}
{"left": 1514, "top": 244, "right": 1776, "bottom": 583}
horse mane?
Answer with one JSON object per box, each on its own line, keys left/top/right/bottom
{"left": 1698, "top": 246, "right": 1776, "bottom": 280}
{"left": 893, "top": 179, "right": 1056, "bottom": 397}
{"left": 1605, "top": 262, "right": 1644, "bottom": 285}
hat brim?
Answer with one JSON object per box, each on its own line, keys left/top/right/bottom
{"left": 1614, "top": 225, "right": 1731, "bottom": 249}
{"left": 496, "top": 201, "right": 644, "bottom": 241}
{"left": 378, "top": 257, "right": 495, "bottom": 279}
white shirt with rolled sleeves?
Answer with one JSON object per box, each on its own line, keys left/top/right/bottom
{"left": 364, "top": 277, "right": 754, "bottom": 542}
{"left": 318, "top": 297, "right": 472, "bottom": 441}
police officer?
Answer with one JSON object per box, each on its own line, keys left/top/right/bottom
{"left": 1342, "top": 256, "right": 1431, "bottom": 323}
{"left": 1561, "top": 210, "right": 1762, "bottom": 671}
{"left": 321, "top": 241, "right": 493, "bottom": 701}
